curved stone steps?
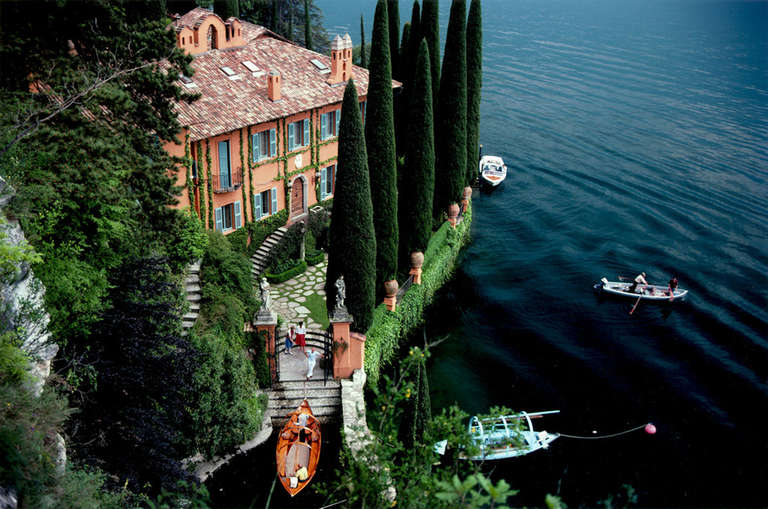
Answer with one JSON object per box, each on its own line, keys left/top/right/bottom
{"left": 251, "top": 226, "right": 288, "bottom": 278}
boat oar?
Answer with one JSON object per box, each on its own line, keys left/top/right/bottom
{"left": 629, "top": 294, "right": 642, "bottom": 315}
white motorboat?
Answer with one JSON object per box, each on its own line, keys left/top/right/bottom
{"left": 464, "top": 410, "right": 560, "bottom": 460}
{"left": 478, "top": 155, "right": 507, "bottom": 187}
{"left": 594, "top": 277, "right": 688, "bottom": 300}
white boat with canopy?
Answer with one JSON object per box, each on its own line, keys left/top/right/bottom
{"left": 478, "top": 155, "right": 507, "bottom": 187}
{"left": 465, "top": 410, "right": 560, "bottom": 460}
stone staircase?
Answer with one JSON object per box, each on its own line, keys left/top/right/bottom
{"left": 267, "top": 378, "right": 342, "bottom": 426}
{"left": 182, "top": 260, "right": 202, "bottom": 335}
{"left": 251, "top": 226, "right": 288, "bottom": 279}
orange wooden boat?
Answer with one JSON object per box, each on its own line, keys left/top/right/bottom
{"left": 275, "top": 399, "right": 322, "bottom": 497}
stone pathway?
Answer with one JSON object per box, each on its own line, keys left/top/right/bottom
{"left": 268, "top": 256, "right": 328, "bottom": 331}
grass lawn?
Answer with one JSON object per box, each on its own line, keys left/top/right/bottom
{"left": 304, "top": 293, "right": 330, "bottom": 329}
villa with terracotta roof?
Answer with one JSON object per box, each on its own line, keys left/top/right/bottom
{"left": 166, "top": 8, "right": 394, "bottom": 233}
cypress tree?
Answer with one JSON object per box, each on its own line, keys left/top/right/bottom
{"left": 434, "top": 0, "right": 467, "bottom": 222}
{"left": 466, "top": 0, "right": 482, "bottom": 185}
{"left": 325, "top": 80, "right": 376, "bottom": 333}
{"left": 400, "top": 40, "right": 435, "bottom": 264}
{"left": 394, "top": 21, "right": 411, "bottom": 156}
{"left": 387, "top": 0, "right": 401, "bottom": 80}
{"left": 214, "top": 0, "right": 239, "bottom": 19}
{"left": 421, "top": 0, "right": 441, "bottom": 110}
{"left": 304, "top": 0, "right": 313, "bottom": 50}
{"left": 365, "top": 0, "right": 398, "bottom": 300}
{"left": 406, "top": 0, "right": 422, "bottom": 87}
{"left": 360, "top": 14, "right": 367, "bottom": 68}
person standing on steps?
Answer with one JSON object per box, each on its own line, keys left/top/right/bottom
{"left": 285, "top": 325, "right": 296, "bottom": 355}
{"left": 628, "top": 272, "right": 648, "bottom": 293}
{"left": 305, "top": 347, "right": 324, "bottom": 380}
{"left": 295, "top": 321, "right": 307, "bottom": 355}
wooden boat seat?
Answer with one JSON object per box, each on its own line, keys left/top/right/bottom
{"left": 285, "top": 442, "right": 311, "bottom": 478}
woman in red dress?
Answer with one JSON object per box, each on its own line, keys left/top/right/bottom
{"left": 295, "top": 321, "right": 306, "bottom": 355}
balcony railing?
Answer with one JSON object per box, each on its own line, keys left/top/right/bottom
{"left": 213, "top": 168, "right": 243, "bottom": 193}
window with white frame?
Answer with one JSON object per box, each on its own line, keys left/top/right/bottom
{"left": 320, "top": 109, "right": 340, "bottom": 140}
{"left": 252, "top": 128, "right": 276, "bottom": 161}
{"left": 214, "top": 201, "right": 242, "bottom": 232}
{"left": 253, "top": 187, "right": 278, "bottom": 220}
{"left": 287, "top": 118, "right": 310, "bottom": 151}
{"left": 320, "top": 165, "right": 335, "bottom": 200}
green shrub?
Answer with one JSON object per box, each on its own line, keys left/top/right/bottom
{"left": 246, "top": 209, "right": 288, "bottom": 256}
{"left": 307, "top": 207, "right": 331, "bottom": 251}
{"left": 226, "top": 226, "right": 249, "bottom": 255}
{"left": 306, "top": 249, "right": 324, "bottom": 266}
{"left": 164, "top": 209, "right": 208, "bottom": 273}
{"left": 265, "top": 259, "right": 307, "bottom": 284}
{"left": 200, "top": 232, "right": 256, "bottom": 318}
{"left": 247, "top": 330, "right": 271, "bottom": 387}
{"left": 188, "top": 330, "right": 263, "bottom": 459}
{"left": 265, "top": 222, "right": 304, "bottom": 271}
{"left": 365, "top": 204, "right": 472, "bottom": 383}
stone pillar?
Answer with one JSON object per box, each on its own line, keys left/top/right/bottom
{"left": 254, "top": 277, "right": 278, "bottom": 382}
{"left": 330, "top": 307, "right": 353, "bottom": 379}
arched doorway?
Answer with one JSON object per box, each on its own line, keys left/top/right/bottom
{"left": 290, "top": 176, "right": 307, "bottom": 219}
{"left": 207, "top": 25, "right": 218, "bottom": 50}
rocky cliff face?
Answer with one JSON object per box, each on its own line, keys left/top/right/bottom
{"left": 0, "top": 177, "right": 58, "bottom": 397}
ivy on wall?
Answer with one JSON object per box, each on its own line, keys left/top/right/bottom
{"left": 247, "top": 125, "right": 254, "bottom": 221}
{"left": 197, "top": 141, "right": 206, "bottom": 226}
{"left": 239, "top": 128, "right": 248, "bottom": 223}
{"left": 184, "top": 133, "right": 194, "bottom": 209}
{"left": 205, "top": 139, "right": 213, "bottom": 229}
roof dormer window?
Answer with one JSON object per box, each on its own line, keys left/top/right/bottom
{"left": 220, "top": 66, "right": 236, "bottom": 76}
{"left": 207, "top": 25, "right": 218, "bottom": 50}
{"left": 242, "top": 61, "right": 259, "bottom": 73}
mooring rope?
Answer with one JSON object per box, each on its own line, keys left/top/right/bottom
{"left": 558, "top": 423, "right": 650, "bottom": 440}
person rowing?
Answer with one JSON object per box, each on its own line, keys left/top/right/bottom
{"left": 668, "top": 275, "right": 679, "bottom": 300}
{"left": 628, "top": 272, "right": 648, "bottom": 293}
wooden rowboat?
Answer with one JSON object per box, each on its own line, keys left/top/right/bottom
{"left": 275, "top": 399, "right": 321, "bottom": 497}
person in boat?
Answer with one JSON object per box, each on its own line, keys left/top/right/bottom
{"left": 668, "top": 276, "right": 679, "bottom": 296}
{"left": 628, "top": 272, "right": 648, "bottom": 293}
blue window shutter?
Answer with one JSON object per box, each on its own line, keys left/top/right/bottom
{"left": 234, "top": 201, "right": 241, "bottom": 228}
{"left": 218, "top": 141, "right": 230, "bottom": 188}
{"left": 252, "top": 134, "right": 260, "bottom": 162}
{"left": 269, "top": 128, "right": 276, "bottom": 157}
{"left": 335, "top": 109, "right": 340, "bottom": 136}
{"left": 253, "top": 193, "right": 261, "bottom": 219}
{"left": 303, "top": 119, "right": 310, "bottom": 146}
{"left": 215, "top": 207, "right": 223, "bottom": 232}
{"left": 288, "top": 123, "right": 295, "bottom": 151}
{"left": 330, "top": 165, "right": 335, "bottom": 194}
{"left": 321, "top": 113, "right": 328, "bottom": 140}
{"left": 320, "top": 167, "right": 326, "bottom": 200}
{"left": 271, "top": 187, "right": 278, "bottom": 215}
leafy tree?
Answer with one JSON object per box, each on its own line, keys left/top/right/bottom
{"left": 400, "top": 40, "right": 435, "bottom": 265}
{"left": 241, "top": 0, "right": 329, "bottom": 51}
{"left": 434, "top": 0, "right": 467, "bottom": 222}
{"left": 77, "top": 256, "right": 198, "bottom": 494}
{"left": 325, "top": 80, "right": 376, "bottom": 333}
{"left": 421, "top": 0, "right": 441, "bottom": 111}
{"left": 360, "top": 14, "right": 367, "bottom": 68}
{"left": 387, "top": 0, "right": 401, "bottom": 80}
{"left": 365, "top": 0, "right": 399, "bottom": 299}
{"left": 466, "top": 0, "right": 483, "bottom": 186}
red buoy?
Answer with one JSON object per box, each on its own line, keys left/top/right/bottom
{"left": 645, "top": 423, "right": 657, "bottom": 435}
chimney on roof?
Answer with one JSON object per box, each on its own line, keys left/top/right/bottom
{"left": 328, "top": 33, "right": 353, "bottom": 85}
{"left": 268, "top": 71, "right": 282, "bottom": 101}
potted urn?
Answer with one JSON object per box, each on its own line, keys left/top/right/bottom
{"left": 409, "top": 251, "right": 424, "bottom": 285}
{"left": 383, "top": 279, "right": 399, "bottom": 312}
{"left": 447, "top": 203, "right": 460, "bottom": 228}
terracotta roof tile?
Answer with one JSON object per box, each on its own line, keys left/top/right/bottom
{"left": 174, "top": 22, "right": 399, "bottom": 141}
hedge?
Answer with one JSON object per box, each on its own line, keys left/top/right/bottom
{"left": 364, "top": 204, "right": 472, "bottom": 383}
{"left": 264, "top": 259, "right": 307, "bottom": 284}
{"left": 306, "top": 249, "right": 325, "bottom": 266}
{"left": 245, "top": 209, "right": 289, "bottom": 256}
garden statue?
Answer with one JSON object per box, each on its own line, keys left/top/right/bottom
{"left": 335, "top": 275, "right": 346, "bottom": 310}
{"left": 259, "top": 277, "right": 272, "bottom": 311}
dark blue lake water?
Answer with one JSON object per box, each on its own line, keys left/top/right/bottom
{"left": 320, "top": 0, "right": 768, "bottom": 506}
